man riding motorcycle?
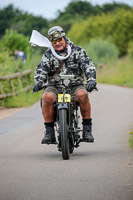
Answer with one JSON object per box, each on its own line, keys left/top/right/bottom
{"left": 33, "top": 26, "right": 97, "bottom": 144}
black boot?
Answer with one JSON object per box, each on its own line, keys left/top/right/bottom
{"left": 41, "top": 122, "right": 56, "bottom": 144}
{"left": 82, "top": 118, "right": 94, "bottom": 142}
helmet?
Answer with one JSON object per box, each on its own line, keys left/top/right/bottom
{"left": 48, "top": 26, "right": 65, "bottom": 42}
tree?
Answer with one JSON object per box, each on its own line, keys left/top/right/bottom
{"left": 68, "top": 9, "right": 133, "bottom": 56}
{"left": 102, "top": 2, "right": 131, "bottom": 13}
{"left": 0, "top": 29, "right": 32, "bottom": 59}
{"left": 0, "top": 4, "right": 48, "bottom": 37}
{"left": 11, "top": 13, "right": 48, "bottom": 36}
{"left": 60, "top": 0, "right": 101, "bottom": 17}
{"left": 52, "top": 1, "right": 132, "bottom": 34}
{"left": 0, "top": 4, "right": 21, "bottom": 37}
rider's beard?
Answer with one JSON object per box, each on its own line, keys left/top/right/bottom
{"left": 56, "top": 43, "right": 68, "bottom": 54}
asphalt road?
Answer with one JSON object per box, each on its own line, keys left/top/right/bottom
{"left": 0, "top": 84, "right": 133, "bottom": 200}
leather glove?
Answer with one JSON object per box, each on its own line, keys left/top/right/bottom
{"left": 32, "top": 81, "right": 44, "bottom": 93}
{"left": 86, "top": 80, "right": 97, "bottom": 92}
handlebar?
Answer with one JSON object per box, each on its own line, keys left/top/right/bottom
{"left": 32, "top": 75, "right": 98, "bottom": 93}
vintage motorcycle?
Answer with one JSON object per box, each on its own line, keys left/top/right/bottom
{"left": 39, "top": 74, "right": 96, "bottom": 160}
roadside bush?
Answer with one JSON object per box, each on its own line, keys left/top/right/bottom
{"left": 97, "top": 56, "right": 133, "bottom": 88}
{"left": 82, "top": 38, "right": 119, "bottom": 67}
{"left": 68, "top": 9, "right": 133, "bottom": 56}
{"left": 0, "top": 29, "right": 32, "bottom": 59}
{"left": 0, "top": 51, "right": 29, "bottom": 75}
{"left": 127, "top": 41, "right": 133, "bottom": 58}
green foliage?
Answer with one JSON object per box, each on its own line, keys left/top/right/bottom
{"left": 0, "top": 50, "right": 42, "bottom": 108}
{"left": 1, "top": 90, "right": 42, "bottom": 108}
{"left": 54, "top": 1, "right": 132, "bottom": 33}
{"left": 68, "top": 9, "right": 133, "bottom": 56}
{"left": 111, "top": 9, "right": 133, "bottom": 56}
{"left": 0, "top": 45, "right": 42, "bottom": 77}
{"left": 127, "top": 41, "right": 133, "bottom": 57}
{"left": 0, "top": 30, "right": 33, "bottom": 106}
{"left": 82, "top": 38, "right": 119, "bottom": 67}
{"left": 0, "top": 51, "right": 25, "bottom": 75}
{"left": 0, "top": 29, "right": 32, "bottom": 59}
{"left": 0, "top": 4, "right": 48, "bottom": 38}
{"left": 0, "top": 2, "right": 133, "bottom": 48}
{"left": 97, "top": 56, "right": 133, "bottom": 88}
{"left": 129, "top": 133, "right": 133, "bottom": 149}
{"left": 0, "top": 52, "right": 32, "bottom": 96}
{"left": 58, "top": 0, "right": 101, "bottom": 18}
{"left": 0, "top": 4, "right": 22, "bottom": 36}
{"left": 52, "top": 13, "right": 84, "bottom": 34}
{"left": 101, "top": 2, "right": 131, "bottom": 13}
{"left": 11, "top": 13, "right": 48, "bottom": 36}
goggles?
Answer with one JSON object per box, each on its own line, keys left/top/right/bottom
{"left": 48, "top": 31, "right": 63, "bottom": 42}
{"left": 52, "top": 38, "right": 62, "bottom": 44}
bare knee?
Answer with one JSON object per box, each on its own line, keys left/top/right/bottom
{"left": 75, "top": 89, "right": 89, "bottom": 103}
{"left": 42, "top": 92, "right": 56, "bottom": 104}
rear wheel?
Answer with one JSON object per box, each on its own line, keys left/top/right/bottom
{"left": 59, "top": 109, "right": 70, "bottom": 160}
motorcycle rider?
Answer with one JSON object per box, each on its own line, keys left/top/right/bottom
{"left": 33, "top": 26, "right": 97, "bottom": 144}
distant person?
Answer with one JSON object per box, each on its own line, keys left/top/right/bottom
{"left": 14, "top": 50, "right": 27, "bottom": 62}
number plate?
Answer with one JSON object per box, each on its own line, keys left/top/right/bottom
{"left": 58, "top": 94, "right": 71, "bottom": 103}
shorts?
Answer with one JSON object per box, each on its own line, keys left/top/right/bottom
{"left": 43, "top": 85, "right": 86, "bottom": 100}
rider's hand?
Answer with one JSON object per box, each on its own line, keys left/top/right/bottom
{"left": 32, "top": 81, "right": 44, "bottom": 93}
{"left": 86, "top": 79, "right": 97, "bottom": 92}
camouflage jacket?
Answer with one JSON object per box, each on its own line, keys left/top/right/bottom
{"left": 34, "top": 38, "right": 96, "bottom": 86}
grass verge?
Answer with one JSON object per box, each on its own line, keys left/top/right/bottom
{"left": 0, "top": 90, "right": 42, "bottom": 108}
{"left": 97, "top": 56, "right": 133, "bottom": 88}
{"left": 0, "top": 52, "right": 42, "bottom": 108}
{"left": 128, "top": 130, "right": 133, "bottom": 149}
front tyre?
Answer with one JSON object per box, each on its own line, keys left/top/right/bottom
{"left": 59, "top": 108, "right": 70, "bottom": 160}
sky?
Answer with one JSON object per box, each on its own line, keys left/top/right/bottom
{"left": 0, "top": 0, "right": 133, "bottom": 20}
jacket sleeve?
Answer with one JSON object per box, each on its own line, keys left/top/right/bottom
{"left": 79, "top": 48, "right": 96, "bottom": 81}
{"left": 34, "top": 54, "right": 51, "bottom": 86}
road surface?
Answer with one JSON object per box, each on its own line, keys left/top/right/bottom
{"left": 0, "top": 84, "right": 133, "bottom": 200}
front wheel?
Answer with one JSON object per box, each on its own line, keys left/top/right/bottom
{"left": 59, "top": 108, "right": 70, "bottom": 160}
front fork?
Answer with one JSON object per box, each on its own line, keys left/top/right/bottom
{"left": 57, "top": 103, "right": 68, "bottom": 150}
{"left": 56, "top": 101, "right": 81, "bottom": 149}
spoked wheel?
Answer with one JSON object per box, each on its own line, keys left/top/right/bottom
{"left": 59, "top": 108, "right": 70, "bottom": 160}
